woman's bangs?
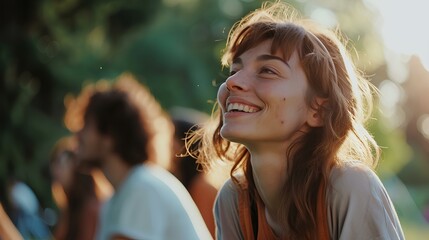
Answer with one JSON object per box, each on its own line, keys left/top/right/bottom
{"left": 229, "top": 22, "right": 276, "bottom": 62}
{"left": 229, "top": 22, "right": 305, "bottom": 64}
{"left": 271, "top": 24, "right": 306, "bottom": 62}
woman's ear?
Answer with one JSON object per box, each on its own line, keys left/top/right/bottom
{"left": 307, "top": 98, "right": 327, "bottom": 127}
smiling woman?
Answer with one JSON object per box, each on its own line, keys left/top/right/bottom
{"left": 189, "top": 1, "right": 405, "bottom": 240}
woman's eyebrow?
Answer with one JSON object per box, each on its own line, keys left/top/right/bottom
{"left": 256, "top": 54, "right": 290, "bottom": 68}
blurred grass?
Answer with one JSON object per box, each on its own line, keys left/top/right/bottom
{"left": 402, "top": 222, "right": 429, "bottom": 240}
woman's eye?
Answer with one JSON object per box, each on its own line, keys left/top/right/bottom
{"left": 260, "top": 67, "right": 276, "bottom": 75}
{"left": 229, "top": 70, "right": 237, "bottom": 76}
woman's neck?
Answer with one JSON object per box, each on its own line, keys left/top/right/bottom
{"left": 249, "top": 143, "right": 288, "bottom": 218}
{"left": 248, "top": 143, "right": 292, "bottom": 237}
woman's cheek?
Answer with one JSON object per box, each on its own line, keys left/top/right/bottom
{"left": 217, "top": 83, "right": 229, "bottom": 111}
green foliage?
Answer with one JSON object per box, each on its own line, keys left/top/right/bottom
{"left": 369, "top": 110, "right": 411, "bottom": 177}
{"left": 0, "top": 0, "right": 263, "bottom": 207}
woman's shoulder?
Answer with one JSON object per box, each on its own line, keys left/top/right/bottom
{"left": 218, "top": 177, "right": 241, "bottom": 199}
{"left": 327, "top": 163, "right": 405, "bottom": 239}
{"left": 328, "top": 161, "right": 383, "bottom": 196}
{"left": 216, "top": 175, "right": 249, "bottom": 209}
{"left": 214, "top": 177, "right": 245, "bottom": 240}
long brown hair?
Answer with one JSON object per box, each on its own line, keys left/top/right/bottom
{"left": 190, "top": 2, "right": 379, "bottom": 239}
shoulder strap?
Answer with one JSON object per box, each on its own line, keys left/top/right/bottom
{"left": 238, "top": 176, "right": 330, "bottom": 240}
{"left": 236, "top": 176, "right": 255, "bottom": 240}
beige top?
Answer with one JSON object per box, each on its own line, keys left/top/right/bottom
{"left": 214, "top": 162, "right": 405, "bottom": 240}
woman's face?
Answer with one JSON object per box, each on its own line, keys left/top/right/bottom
{"left": 217, "top": 39, "right": 314, "bottom": 149}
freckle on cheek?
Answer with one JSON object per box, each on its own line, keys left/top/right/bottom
{"left": 281, "top": 121, "right": 284, "bottom": 124}
{"left": 283, "top": 98, "right": 286, "bottom": 101}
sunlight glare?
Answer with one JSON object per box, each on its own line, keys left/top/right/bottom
{"left": 379, "top": 79, "right": 406, "bottom": 128}
{"left": 380, "top": 80, "right": 401, "bottom": 111}
{"left": 417, "top": 114, "right": 429, "bottom": 140}
{"left": 365, "top": 0, "right": 429, "bottom": 71}
{"left": 384, "top": 50, "right": 410, "bottom": 83}
{"left": 310, "top": 7, "right": 338, "bottom": 29}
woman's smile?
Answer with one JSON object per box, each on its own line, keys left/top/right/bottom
{"left": 226, "top": 102, "right": 259, "bottom": 113}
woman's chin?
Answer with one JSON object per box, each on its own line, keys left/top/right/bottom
{"left": 220, "top": 130, "right": 248, "bottom": 145}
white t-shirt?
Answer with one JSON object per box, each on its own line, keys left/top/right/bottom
{"left": 96, "top": 164, "right": 212, "bottom": 240}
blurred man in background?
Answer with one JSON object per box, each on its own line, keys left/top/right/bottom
{"left": 71, "top": 75, "right": 211, "bottom": 240}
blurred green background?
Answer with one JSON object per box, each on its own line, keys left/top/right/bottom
{"left": 1, "top": 0, "right": 429, "bottom": 238}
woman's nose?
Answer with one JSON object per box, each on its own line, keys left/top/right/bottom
{"left": 225, "top": 71, "right": 249, "bottom": 92}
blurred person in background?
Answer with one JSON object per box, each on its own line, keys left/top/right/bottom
{"left": 0, "top": 202, "right": 23, "bottom": 240}
{"left": 5, "top": 176, "right": 51, "bottom": 239}
{"left": 67, "top": 74, "right": 211, "bottom": 240}
{"left": 50, "top": 135, "right": 112, "bottom": 240}
{"left": 169, "top": 107, "right": 230, "bottom": 238}
{"left": 191, "top": 2, "right": 404, "bottom": 239}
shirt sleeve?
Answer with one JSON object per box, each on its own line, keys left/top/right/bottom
{"left": 108, "top": 183, "right": 168, "bottom": 239}
{"left": 214, "top": 178, "right": 244, "bottom": 240}
{"left": 327, "top": 163, "right": 405, "bottom": 240}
